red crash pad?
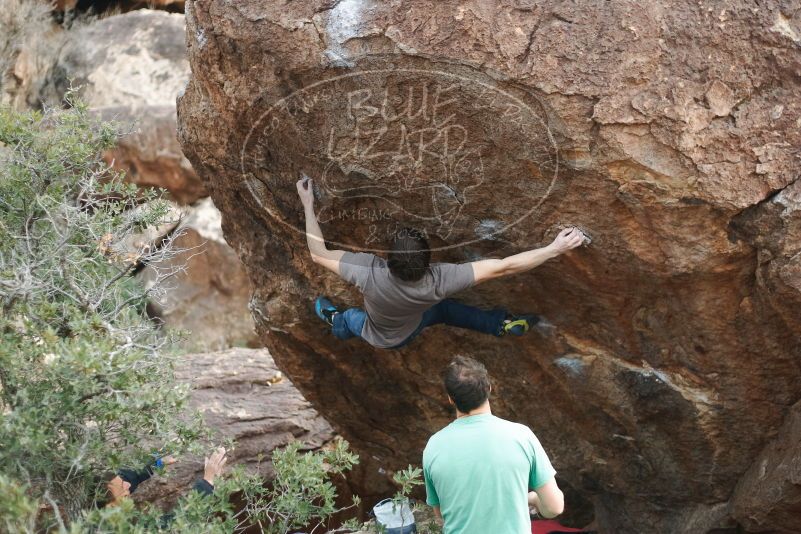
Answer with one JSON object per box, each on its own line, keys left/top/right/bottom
{"left": 531, "top": 519, "right": 586, "bottom": 534}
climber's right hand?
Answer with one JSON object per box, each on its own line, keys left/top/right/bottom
{"left": 549, "top": 227, "right": 584, "bottom": 255}
{"left": 297, "top": 176, "right": 315, "bottom": 208}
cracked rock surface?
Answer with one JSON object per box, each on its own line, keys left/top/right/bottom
{"left": 133, "top": 348, "right": 334, "bottom": 507}
{"left": 177, "top": 1, "right": 801, "bottom": 531}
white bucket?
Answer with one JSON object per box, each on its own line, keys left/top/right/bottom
{"left": 372, "top": 498, "right": 416, "bottom": 534}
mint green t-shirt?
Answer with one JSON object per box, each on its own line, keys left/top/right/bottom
{"left": 422, "top": 414, "right": 556, "bottom": 534}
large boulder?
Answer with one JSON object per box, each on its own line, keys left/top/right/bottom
{"left": 47, "top": 10, "right": 187, "bottom": 110}
{"left": 45, "top": 9, "right": 206, "bottom": 203}
{"left": 176, "top": 1, "right": 801, "bottom": 532}
{"left": 133, "top": 348, "right": 335, "bottom": 507}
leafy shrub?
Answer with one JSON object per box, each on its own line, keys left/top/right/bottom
{"left": 71, "top": 439, "right": 361, "bottom": 534}
{"left": 0, "top": 473, "right": 39, "bottom": 532}
{"left": 0, "top": 95, "right": 201, "bottom": 529}
{"left": 227, "top": 439, "right": 361, "bottom": 533}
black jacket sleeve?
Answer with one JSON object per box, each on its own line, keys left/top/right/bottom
{"left": 117, "top": 461, "right": 157, "bottom": 494}
{"left": 191, "top": 478, "right": 214, "bottom": 496}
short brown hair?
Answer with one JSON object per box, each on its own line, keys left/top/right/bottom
{"left": 388, "top": 227, "right": 430, "bottom": 282}
{"left": 443, "top": 356, "right": 490, "bottom": 413}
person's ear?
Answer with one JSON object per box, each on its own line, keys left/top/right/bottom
{"left": 446, "top": 396, "right": 454, "bottom": 406}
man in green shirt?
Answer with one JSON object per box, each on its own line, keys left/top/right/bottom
{"left": 423, "top": 356, "right": 564, "bottom": 533}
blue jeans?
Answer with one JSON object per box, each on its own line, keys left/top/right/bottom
{"left": 331, "top": 299, "right": 507, "bottom": 348}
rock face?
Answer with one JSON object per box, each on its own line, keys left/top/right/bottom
{"left": 134, "top": 348, "right": 334, "bottom": 507}
{"left": 54, "top": 0, "right": 185, "bottom": 12}
{"left": 47, "top": 10, "right": 187, "bottom": 110}
{"left": 46, "top": 9, "right": 206, "bottom": 202}
{"left": 177, "top": 1, "right": 801, "bottom": 532}
{"left": 101, "top": 106, "right": 205, "bottom": 204}
{"left": 732, "top": 399, "right": 801, "bottom": 533}
{"left": 140, "top": 198, "right": 259, "bottom": 351}
{"left": 0, "top": 0, "right": 63, "bottom": 110}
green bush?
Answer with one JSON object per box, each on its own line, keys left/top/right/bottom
{"left": 0, "top": 473, "right": 39, "bottom": 532}
{"left": 70, "top": 438, "right": 364, "bottom": 534}
{"left": 0, "top": 96, "right": 202, "bottom": 529}
{"left": 229, "top": 439, "right": 360, "bottom": 534}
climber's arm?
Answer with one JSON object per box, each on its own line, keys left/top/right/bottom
{"left": 297, "top": 177, "right": 345, "bottom": 274}
{"left": 470, "top": 227, "right": 584, "bottom": 285}
{"left": 303, "top": 206, "right": 345, "bottom": 274}
{"left": 471, "top": 246, "right": 559, "bottom": 284}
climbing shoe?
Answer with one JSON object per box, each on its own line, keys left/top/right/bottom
{"left": 502, "top": 314, "right": 541, "bottom": 336}
{"left": 314, "top": 296, "right": 338, "bottom": 326}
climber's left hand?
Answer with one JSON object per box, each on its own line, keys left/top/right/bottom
{"left": 297, "top": 176, "right": 315, "bottom": 208}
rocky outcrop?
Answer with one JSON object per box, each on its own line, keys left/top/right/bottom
{"left": 728, "top": 180, "right": 801, "bottom": 534}
{"left": 101, "top": 106, "right": 205, "bottom": 204}
{"left": 0, "top": 0, "right": 63, "bottom": 110}
{"left": 133, "top": 348, "right": 334, "bottom": 507}
{"left": 45, "top": 9, "right": 206, "bottom": 202}
{"left": 732, "top": 399, "right": 801, "bottom": 533}
{"left": 47, "top": 10, "right": 187, "bottom": 109}
{"left": 55, "top": 1, "right": 185, "bottom": 12}
{"left": 140, "top": 198, "right": 259, "bottom": 351}
{"left": 177, "top": 1, "right": 801, "bottom": 532}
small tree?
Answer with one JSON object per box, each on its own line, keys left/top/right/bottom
{"left": 0, "top": 96, "right": 202, "bottom": 528}
{"left": 230, "top": 439, "right": 361, "bottom": 534}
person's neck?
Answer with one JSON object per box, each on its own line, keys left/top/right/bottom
{"left": 455, "top": 401, "right": 491, "bottom": 419}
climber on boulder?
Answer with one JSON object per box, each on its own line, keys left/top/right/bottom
{"left": 297, "top": 176, "right": 584, "bottom": 349}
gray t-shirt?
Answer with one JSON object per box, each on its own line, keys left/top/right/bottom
{"left": 339, "top": 252, "right": 475, "bottom": 348}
